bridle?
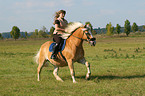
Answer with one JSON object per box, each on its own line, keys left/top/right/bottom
{"left": 72, "top": 27, "right": 96, "bottom": 42}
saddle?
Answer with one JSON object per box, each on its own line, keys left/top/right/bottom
{"left": 49, "top": 40, "right": 66, "bottom": 52}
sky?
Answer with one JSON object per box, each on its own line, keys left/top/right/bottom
{"left": 0, "top": 0, "right": 145, "bottom": 33}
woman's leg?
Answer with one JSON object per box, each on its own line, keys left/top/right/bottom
{"left": 51, "top": 34, "right": 63, "bottom": 59}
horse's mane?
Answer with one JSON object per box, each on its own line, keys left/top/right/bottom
{"left": 61, "top": 22, "right": 84, "bottom": 39}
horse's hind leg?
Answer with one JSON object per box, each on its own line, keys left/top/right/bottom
{"left": 53, "top": 66, "right": 64, "bottom": 82}
{"left": 78, "top": 58, "right": 91, "bottom": 80}
{"left": 37, "top": 58, "right": 46, "bottom": 81}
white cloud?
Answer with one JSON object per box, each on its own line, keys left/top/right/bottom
{"left": 14, "top": 0, "right": 74, "bottom": 8}
{"left": 61, "top": 0, "right": 74, "bottom": 7}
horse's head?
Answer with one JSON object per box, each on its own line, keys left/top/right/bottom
{"left": 81, "top": 26, "right": 96, "bottom": 46}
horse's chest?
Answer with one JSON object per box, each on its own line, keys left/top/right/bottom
{"left": 75, "top": 48, "right": 84, "bottom": 58}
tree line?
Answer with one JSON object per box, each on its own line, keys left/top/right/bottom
{"left": 0, "top": 22, "right": 95, "bottom": 40}
{"left": 0, "top": 20, "right": 145, "bottom": 40}
{"left": 105, "top": 19, "right": 145, "bottom": 36}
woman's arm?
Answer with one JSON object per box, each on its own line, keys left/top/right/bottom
{"left": 55, "top": 24, "right": 65, "bottom": 34}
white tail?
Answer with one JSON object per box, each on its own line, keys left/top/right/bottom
{"left": 34, "top": 50, "right": 40, "bottom": 64}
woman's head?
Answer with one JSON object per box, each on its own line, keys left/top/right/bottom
{"left": 57, "top": 10, "right": 66, "bottom": 16}
{"left": 54, "top": 10, "right": 66, "bottom": 19}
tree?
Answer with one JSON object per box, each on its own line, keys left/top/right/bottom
{"left": 10, "top": 26, "right": 20, "bottom": 40}
{"left": 49, "top": 26, "right": 55, "bottom": 37}
{"left": 106, "top": 22, "right": 114, "bottom": 36}
{"left": 0, "top": 33, "right": 3, "bottom": 39}
{"left": 42, "top": 26, "right": 47, "bottom": 33}
{"left": 25, "top": 31, "right": 28, "bottom": 38}
{"left": 38, "top": 30, "right": 48, "bottom": 38}
{"left": 85, "top": 22, "right": 93, "bottom": 31}
{"left": 124, "top": 19, "right": 131, "bottom": 36}
{"left": 35, "top": 29, "right": 38, "bottom": 35}
{"left": 116, "top": 24, "right": 121, "bottom": 35}
{"left": 85, "top": 22, "right": 96, "bottom": 35}
{"left": 132, "top": 22, "right": 138, "bottom": 32}
{"left": 143, "top": 25, "right": 145, "bottom": 30}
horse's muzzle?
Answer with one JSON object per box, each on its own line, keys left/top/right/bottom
{"left": 89, "top": 38, "right": 96, "bottom": 46}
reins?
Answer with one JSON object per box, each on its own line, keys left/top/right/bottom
{"left": 70, "top": 27, "right": 88, "bottom": 41}
{"left": 72, "top": 32, "right": 88, "bottom": 41}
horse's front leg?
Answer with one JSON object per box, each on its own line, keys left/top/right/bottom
{"left": 53, "top": 66, "right": 64, "bottom": 82}
{"left": 67, "top": 59, "right": 77, "bottom": 83}
{"left": 78, "top": 58, "right": 91, "bottom": 80}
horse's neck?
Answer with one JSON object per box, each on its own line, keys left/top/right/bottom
{"left": 66, "top": 28, "right": 83, "bottom": 48}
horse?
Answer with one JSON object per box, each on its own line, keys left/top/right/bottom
{"left": 35, "top": 22, "right": 96, "bottom": 83}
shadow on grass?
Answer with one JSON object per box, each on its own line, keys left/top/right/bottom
{"left": 75, "top": 74, "right": 145, "bottom": 82}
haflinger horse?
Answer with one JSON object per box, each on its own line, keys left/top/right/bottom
{"left": 35, "top": 22, "right": 96, "bottom": 83}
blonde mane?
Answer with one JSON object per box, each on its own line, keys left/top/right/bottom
{"left": 61, "top": 22, "right": 84, "bottom": 39}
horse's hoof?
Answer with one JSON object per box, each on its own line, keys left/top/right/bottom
{"left": 85, "top": 76, "right": 90, "bottom": 80}
{"left": 73, "top": 81, "right": 78, "bottom": 83}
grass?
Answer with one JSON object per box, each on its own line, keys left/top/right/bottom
{"left": 0, "top": 37, "right": 145, "bottom": 96}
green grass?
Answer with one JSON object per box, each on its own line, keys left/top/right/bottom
{"left": 0, "top": 37, "right": 145, "bottom": 96}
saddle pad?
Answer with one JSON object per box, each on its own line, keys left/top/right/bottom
{"left": 49, "top": 40, "right": 66, "bottom": 52}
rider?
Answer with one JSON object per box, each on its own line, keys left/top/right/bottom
{"left": 51, "top": 10, "right": 68, "bottom": 59}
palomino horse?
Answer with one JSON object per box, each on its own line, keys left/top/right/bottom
{"left": 35, "top": 22, "right": 96, "bottom": 83}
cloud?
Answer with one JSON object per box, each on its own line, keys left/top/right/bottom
{"left": 14, "top": 1, "right": 56, "bottom": 8}
{"left": 14, "top": 0, "right": 74, "bottom": 9}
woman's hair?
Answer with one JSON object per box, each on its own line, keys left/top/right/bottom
{"left": 53, "top": 10, "right": 66, "bottom": 24}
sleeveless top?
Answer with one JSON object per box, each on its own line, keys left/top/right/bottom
{"left": 53, "top": 18, "right": 68, "bottom": 34}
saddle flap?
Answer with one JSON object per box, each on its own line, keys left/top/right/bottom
{"left": 49, "top": 40, "right": 66, "bottom": 52}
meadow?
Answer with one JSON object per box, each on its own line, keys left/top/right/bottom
{"left": 0, "top": 36, "right": 145, "bottom": 96}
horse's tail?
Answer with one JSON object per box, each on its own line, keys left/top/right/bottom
{"left": 34, "top": 49, "right": 40, "bottom": 64}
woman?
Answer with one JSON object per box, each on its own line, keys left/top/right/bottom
{"left": 51, "top": 10, "right": 68, "bottom": 59}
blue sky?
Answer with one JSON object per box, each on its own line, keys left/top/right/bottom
{"left": 0, "top": 0, "right": 145, "bottom": 33}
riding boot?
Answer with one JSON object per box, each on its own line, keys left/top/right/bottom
{"left": 51, "top": 44, "right": 59, "bottom": 59}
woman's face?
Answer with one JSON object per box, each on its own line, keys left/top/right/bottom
{"left": 59, "top": 13, "right": 65, "bottom": 18}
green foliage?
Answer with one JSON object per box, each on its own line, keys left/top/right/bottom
{"left": 124, "top": 19, "right": 131, "bottom": 36}
{"left": 38, "top": 30, "right": 48, "bottom": 38}
{"left": 42, "top": 26, "right": 47, "bottom": 33}
{"left": 49, "top": 26, "right": 55, "bottom": 37}
{"left": 0, "top": 33, "right": 2, "bottom": 39}
{"left": 132, "top": 22, "right": 138, "bottom": 32}
{"left": 106, "top": 22, "right": 114, "bottom": 36}
{"left": 25, "top": 32, "right": 28, "bottom": 38}
{"left": 35, "top": 29, "right": 38, "bottom": 35}
{"left": 143, "top": 25, "right": 145, "bottom": 29}
{"left": 116, "top": 24, "right": 121, "bottom": 35}
{"left": 10, "top": 26, "right": 20, "bottom": 40}
{"left": 85, "top": 22, "right": 93, "bottom": 31}
{"left": 29, "top": 27, "right": 49, "bottom": 38}
{"left": 85, "top": 22, "right": 96, "bottom": 35}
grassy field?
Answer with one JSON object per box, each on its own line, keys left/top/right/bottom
{"left": 0, "top": 36, "right": 145, "bottom": 96}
